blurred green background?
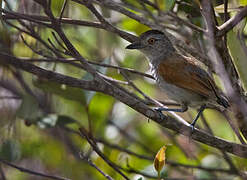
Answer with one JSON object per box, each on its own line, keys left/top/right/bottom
{"left": 0, "top": 0, "right": 247, "bottom": 179}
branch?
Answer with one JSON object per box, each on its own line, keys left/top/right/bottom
{"left": 1, "top": 5, "right": 209, "bottom": 66}
{"left": 1, "top": 52, "right": 247, "bottom": 158}
{"left": 42, "top": 2, "right": 101, "bottom": 78}
{"left": 201, "top": 0, "right": 247, "bottom": 140}
{"left": 166, "top": 12, "right": 206, "bottom": 33}
{"left": 64, "top": 127, "right": 240, "bottom": 175}
{"left": 2, "top": 11, "right": 103, "bottom": 28}
{"left": 0, "top": 159, "right": 69, "bottom": 180}
{"left": 79, "top": 154, "right": 114, "bottom": 180}
{"left": 19, "top": 57, "right": 154, "bottom": 79}
{"left": 217, "top": 6, "right": 247, "bottom": 37}
{"left": 78, "top": 127, "right": 130, "bottom": 180}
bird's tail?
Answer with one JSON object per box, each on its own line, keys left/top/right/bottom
{"left": 207, "top": 79, "right": 229, "bottom": 108}
{"left": 216, "top": 95, "right": 229, "bottom": 108}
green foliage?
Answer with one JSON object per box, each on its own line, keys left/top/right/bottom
{"left": 227, "top": 19, "right": 247, "bottom": 90}
{"left": 121, "top": 18, "right": 149, "bottom": 35}
{"left": 239, "top": 0, "right": 247, "bottom": 6}
{"left": 1, "top": 0, "right": 246, "bottom": 180}
{"left": 17, "top": 95, "right": 42, "bottom": 121}
{"left": 34, "top": 78, "right": 87, "bottom": 104}
{"left": 0, "top": 139, "right": 21, "bottom": 162}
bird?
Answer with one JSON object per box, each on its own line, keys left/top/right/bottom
{"left": 126, "top": 30, "right": 229, "bottom": 130}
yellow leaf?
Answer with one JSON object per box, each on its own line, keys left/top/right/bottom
{"left": 154, "top": 146, "right": 166, "bottom": 176}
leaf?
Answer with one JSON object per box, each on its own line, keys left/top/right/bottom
{"left": 0, "top": 139, "right": 21, "bottom": 162}
{"left": 177, "top": 1, "right": 200, "bottom": 17}
{"left": 227, "top": 18, "right": 247, "bottom": 91}
{"left": 154, "top": 146, "right": 166, "bottom": 177}
{"left": 121, "top": 18, "right": 149, "bottom": 35}
{"left": 51, "top": 0, "right": 64, "bottom": 16}
{"left": 162, "top": 0, "right": 176, "bottom": 11}
{"left": 56, "top": 115, "right": 78, "bottom": 127}
{"left": 16, "top": 94, "right": 42, "bottom": 121}
{"left": 240, "top": 0, "right": 247, "bottom": 6}
{"left": 34, "top": 78, "right": 86, "bottom": 104}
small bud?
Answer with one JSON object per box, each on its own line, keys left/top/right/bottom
{"left": 154, "top": 146, "right": 166, "bottom": 178}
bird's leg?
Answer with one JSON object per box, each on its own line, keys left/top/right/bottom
{"left": 154, "top": 104, "right": 188, "bottom": 113}
{"left": 154, "top": 104, "right": 187, "bottom": 120}
{"left": 190, "top": 104, "right": 206, "bottom": 132}
{"left": 154, "top": 104, "right": 188, "bottom": 120}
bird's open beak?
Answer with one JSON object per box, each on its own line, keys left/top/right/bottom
{"left": 125, "top": 41, "right": 145, "bottom": 49}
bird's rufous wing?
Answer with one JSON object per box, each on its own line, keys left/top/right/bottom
{"left": 157, "top": 54, "right": 215, "bottom": 98}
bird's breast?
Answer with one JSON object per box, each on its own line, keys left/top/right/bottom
{"left": 149, "top": 62, "right": 207, "bottom": 107}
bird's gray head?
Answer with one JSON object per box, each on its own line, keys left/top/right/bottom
{"left": 126, "top": 30, "right": 175, "bottom": 62}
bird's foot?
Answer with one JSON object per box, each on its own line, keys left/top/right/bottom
{"left": 154, "top": 107, "right": 166, "bottom": 120}
{"left": 189, "top": 123, "right": 195, "bottom": 133}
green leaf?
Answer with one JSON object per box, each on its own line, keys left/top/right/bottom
{"left": 17, "top": 95, "right": 42, "bottom": 121}
{"left": 177, "top": 1, "right": 200, "bottom": 17}
{"left": 34, "top": 78, "right": 86, "bottom": 104}
{"left": 162, "top": 0, "right": 176, "bottom": 11}
{"left": 240, "top": 0, "right": 247, "bottom": 6}
{"left": 121, "top": 18, "right": 149, "bottom": 35}
{"left": 51, "top": 0, "right": 64, "bottom": 16}
{"left": 56, "top": 115, "right": 78, "bottom": 127}
{"left": 0, "top": 139, "right": 21, "bottom": 162}
{"left": 36, "top": 114, "right": 78, "bottom": 128}
{"left": 227, "top": 18, "right": 247, "bottom": 91}
{"left": 88, "top": 93, "right": 114, "bottom": 134}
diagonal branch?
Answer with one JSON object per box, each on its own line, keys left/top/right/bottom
{"left": 201, "top": 0, "right": 247, "bottom": 141}
{"left": 79, "top": 127, "right": 130, "bottom": 180}
{"left": 1, "top": 52, "right": 247, "bottom": 158}
{"left": 217, "top": 6, "right": 247, "bottom": 37}
{"left": 0, "top": 158, "right": 69, "bottom": 180}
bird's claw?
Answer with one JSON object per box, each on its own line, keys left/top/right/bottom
{"left": 154, "top": 107, "right": 166, "bottom": 120}
{"left": 154, "top": 107, "right": 162, "bottom": 112}
{"left": 189, "top": 123, "right": 195, "bottom": 133}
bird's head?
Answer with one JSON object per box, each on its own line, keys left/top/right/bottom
{"left": 126, "top": 30, "right": 175, "bottom": 61}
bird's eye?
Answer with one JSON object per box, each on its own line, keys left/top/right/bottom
{"left": 148, "top": 38, "right": 156, "bottom": 45}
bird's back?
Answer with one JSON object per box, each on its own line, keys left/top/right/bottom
{"left": 151, "top": 53, "right": 229, "bottom": 108}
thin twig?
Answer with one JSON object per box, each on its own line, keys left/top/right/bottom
{"left": 166, "top": 12, "right": 205, "bottom": 33}
{"left": 201, "top": 0, "right": 247, "bottom": 141}
{"left": 43, "top": 1, "right": 100, "bottom": 77}
{"left": 78, "top": 127, "right": 130, "bottom": 180}
{"left": 79, "top": 153, "right": 114, "bottom": 180}
{"left": 51, "top": 31, "right": 69, "bottom": 53}
{"left": 64, "top": 126, "right": 241, "bottom": 175}
{"left": 19, "top": 56, "right": 155, "bottom": 79}
{"left": 0, "top": 159, "right": 70, "bottom": 180}
{"left": 112, "top": 52, "right": 157, "bottom": 102}
{"left": 223, "top": 0, "right": 229, "bottom": 46}
{"left": 1, "top": 52, "right": 247, "bottom": 158}
{"left": 217, "top": 6, "right": 247, "bottom": 36}
{"left": 59, "top": 0, "right": 68, "bottom": 24}
{"left": 20, "top": 35, "right": 51, "bottom": 58}
{"left": 200, "top": 114, "right": 239, "bottom": 175}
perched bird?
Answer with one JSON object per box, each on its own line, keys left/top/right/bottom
{"left": 126, "top": 30, "right": 229, "bottom": 130}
